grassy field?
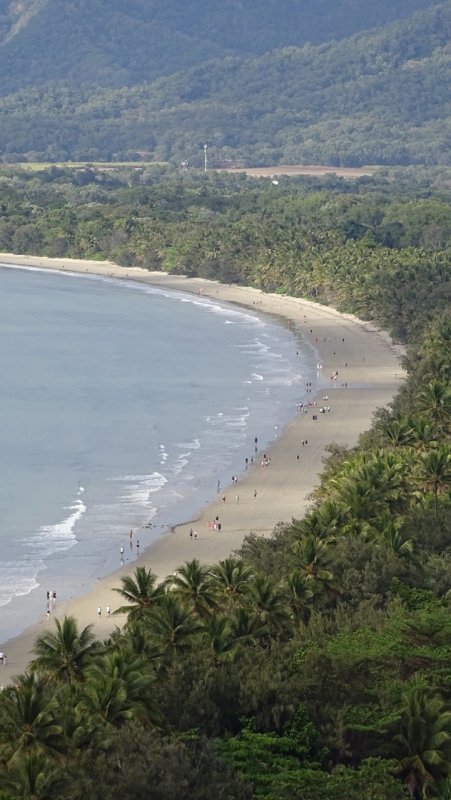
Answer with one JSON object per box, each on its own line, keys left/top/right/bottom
{"left": 1, "top": 161, "right": 379, "bottom": 177}
{"left": 0, "top": 161, "right": 168, "bottom": 171}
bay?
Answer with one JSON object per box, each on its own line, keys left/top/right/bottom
{"left": 0, "top": 265, "right": 315, "bottom": 640}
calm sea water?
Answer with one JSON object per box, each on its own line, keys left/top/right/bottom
{"left": 0, "top": 265, "right": 317, "bottom": 640}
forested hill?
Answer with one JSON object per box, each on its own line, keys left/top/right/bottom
{"left": 0, "top": 0, "right": 438, "bottom": 93}
{"left": 0, "top": 2, "right": 450, "bottom": 166}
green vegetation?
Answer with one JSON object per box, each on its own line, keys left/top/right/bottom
{"left": 0, "top": 164, "right": 450, "bottom": 341}
{"left": 0, "top": 1, "right": 447, "bottom": 165}
{"left": 0, "top": 165, "right": 450, "bottom": 798}
{"left": 0, "top": 0, "right": 436, "bottom": 94}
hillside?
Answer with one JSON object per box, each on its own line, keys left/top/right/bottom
{"left": 0, "top": 0, "right": 438, "bottom": 93}
{"left": 0, "top": 2, "right": 449, "bottom": 166}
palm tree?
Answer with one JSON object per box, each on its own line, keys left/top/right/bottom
{"left": 291, "top": 534, "right": 336, "bottom": 600}
{"left": 281, "top": 569, "right": 314, "bottom": 627}
{"left": 380, "top": 522, "right": 418, "bottom": 565}
{"left": 209, "top": 557, "right": 253, "bottom": 610}
{"left": 371, "top": 512, "right": 418, "bottom": 566}
{"left": 418, "top": 447, "right": 451, "bottom": 516}
{"left": 113, "top": 566, "right": 165, "bottom": 621}
{"left": 383, "top": 418, "right": 415, "bottom": 448}
{"left": 327, "top": 450, "right": 408, "bottom": 523}
{"left": 76, "top": 651, "right": 158, "bottom": 730}
{"left": 407, "top": 415, "right": 437, "bottom": 450}
{"left": 417, "top": 380, "right": 451, "bottom": 428}
{"left": 0, "top": 673, "right": 65, "bottom": 763}
{"left": 245, "top": 574, "right": 292, "bottom": 639}
{"left": 165, "top": 559, "right": 216, "bottom": 618}
{"left": 145, "top": 594, "right": 203, "bottom": 665}
{"left": 30, "top": 616, "right": 99, "bottom": 686}
{"left": 0, "top": 752, "right": 73, "bottom": 800}
{"left": 392, "top": 687, "right": 451, "bottom": 798}
{"left": 200, "top": 614, "right": 236, "bottom": 662}
{"left": 228, "top": 607, "right": 268, "bottom": 648}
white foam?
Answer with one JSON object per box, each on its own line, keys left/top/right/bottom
{"left": 1, "top": 494, "right": 86, "bottom": 606}
{"left": 0, "top": 568, "right": 40, "bottom": 607}
{"left": 175, "top": 438, "right": 200, "bottom": 450}
{"left": 159, "top": 445, "right": 169, "bottom": 464}
{"left": 117, "top": 472, "right": 168, "bottom": 507}
{"left": 30, "top": 497, "right": 86, "bottom": 553}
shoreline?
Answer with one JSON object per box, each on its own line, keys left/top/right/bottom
{"left": 0, "top": 253, "right": 405, "bottom": 683}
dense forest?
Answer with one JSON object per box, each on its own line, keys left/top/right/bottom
{"left": 0, "top": 164, "right": 450, "bottom": 340}
{"left": 0, "top": 0, "right": 437, "bottom": 93}
{"left": 0, "top": 165, "right": 450, "bottom": 798}
{"left": 0, "top": 1, "right": 449, "bottom": 165}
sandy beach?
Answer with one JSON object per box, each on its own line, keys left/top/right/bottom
{"left": 0, "top": 253, "right": 405, "bottom": 684}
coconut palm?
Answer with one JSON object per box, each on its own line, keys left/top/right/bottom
{"left": 417, "top": 380, "right": 451, "bottom": 428}
{"left": 407, "top": 415, "right": 437, "bottom": 450}
{"left": 0, "top": 673, "right": 65, "bottom": 763}
{"left": 209, "top": 557, "right": 253, "bottom": 609}
{"left": 200, "top": 614, "right": 236, "bottom": 662}
{"left": 370, "top": 511, "right": 418, "bottom": 565}
{"left": 384, "top": 418, "right": 415, "bottom": 448}
{"left": 113, "top": 566, "right": 165, "bottom": 621}
{"left": 418, "top": 446, "right": 451, "bottom": 517}
{"left": 291, "top": 502, "right": 344, "bottom": 542}
{"left": 145, "top": 593, "right": 203, "bottom": 665}
{"left": 165, "top": 558, "right": 216, "bottom": 617}
{"left": 291, "top": 533, "right": 336, "bottom": 600}
{"left": 76, "top": 651, "right": 157, "bottom": 730}
{"left": 30, "top": 616, "right": 99, "bottom": 686}
{"left": 228, "top": 607, "right": 268, "bottom": 648}
{"left": 379, "top": 522, "right": 418, "bottom": 565}
{"left": 245, "top": 574, "right": 292, "bottom": 639}
{"left": 392, "top": 687, "right": 451, "bottom": 799}
{"left": 281, "top": 569, "right": 314, "bottom": 626}
{"left": 327, "top": 450, "right": 408, "bottom": 522}
{"left": 0, "top": 752, "right": 74, "bottom": 800}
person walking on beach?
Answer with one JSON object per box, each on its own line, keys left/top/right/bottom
{"left": 97, "top": 606, "right": 101, "bottom": 617}
{"left": 106, "top": 605, "right": 111, "bottom": 616}
{"left": 253, "top": 489, "right": 257, "bottom": 498}
{"left": 136, "top": 540, "right": 140, "bottom": 553}
{"left": 235, "top": 494, "right": 239, "bottom": 504}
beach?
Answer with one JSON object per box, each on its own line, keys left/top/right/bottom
{"left": 0, "top": 253, "right": 405, "bottom": 684}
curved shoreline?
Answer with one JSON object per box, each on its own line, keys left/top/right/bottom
{"left": 0, "top": 254, "right": 405, "bottom": 683}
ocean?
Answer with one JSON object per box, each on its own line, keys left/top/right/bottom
{"left": 0, "top": 265, "right": 317, "bottom": 641}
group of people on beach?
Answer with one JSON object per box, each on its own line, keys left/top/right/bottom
{"left": 45, "top": 589, "right": 57, "bottom": 619}
{"left": 119, "top": 531, "right": 140, "bottom": 562}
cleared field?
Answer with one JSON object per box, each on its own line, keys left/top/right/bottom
{"left": 221, "top": 164, "right": 378, "bottom": 178}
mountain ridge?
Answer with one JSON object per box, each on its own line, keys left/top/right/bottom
{"left": 0, "top": 0, "right": 449, "bottom": 166}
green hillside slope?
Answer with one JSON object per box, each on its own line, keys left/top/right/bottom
{"left": 0, "top": 0, "right": 440, "bottom": 93}
{"left": 0, "top": 2, "right": 449, "bottom": 166}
